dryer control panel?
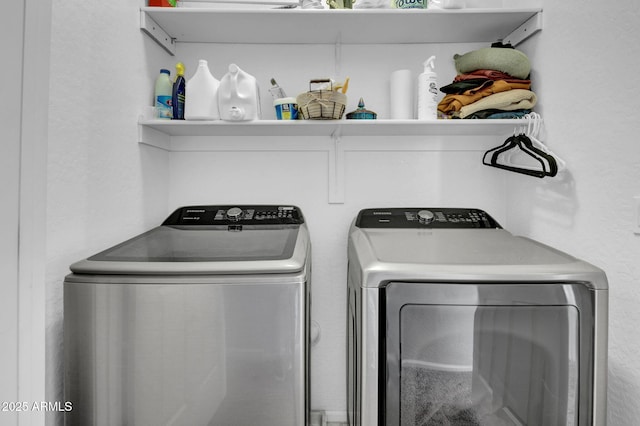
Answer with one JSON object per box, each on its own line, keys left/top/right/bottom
{"left": 162, "top": 205, "right": 305, "bottom": 226}
{"left": 355, "top": 208, "right": 501, "bottom": 229}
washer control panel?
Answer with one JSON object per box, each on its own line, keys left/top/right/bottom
{"left": 355, "top": 208, "right": 501, "bottom": 229}
{"left": 163, "top": 205, "right": 304, "bottom": 226}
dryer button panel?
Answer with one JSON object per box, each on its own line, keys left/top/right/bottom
{"left": 355, "top": 208, "right": 501, "bottom": 229}
{"left": 163, "top": 205, "right": 305, "bottom": 226}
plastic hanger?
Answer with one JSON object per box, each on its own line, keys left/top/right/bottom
{"left": 485, "top": 133, "right": 548, "bottom": 178}
{"left": 524, "top": 113, "right": 566, "bottom": 173}
{"left": 482, "top": 133, "right": 517, "bottom": 165}
{"left": 512, "top": 134, "right": 558, "bottom": 176}
{"left": 482, "top": 113, "right": 564, "bottom": 178}
{"left": 483, "top": 121, "right": 550, "bottom": 177}
{"left": 504, "top": 113, "right": 564, "bottom": 176}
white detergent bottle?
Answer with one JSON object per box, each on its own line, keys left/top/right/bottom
{"left": 155, "top": 69, "right": 173, "bottom": 119}
{"left": 185, "top": 59, "right": 220, "bottom": 120}
{"left": 218, "top": 64, "right": 261, "bottom": 121}
{"left": 417, "top": 56, "right": 438, "bottom": 120}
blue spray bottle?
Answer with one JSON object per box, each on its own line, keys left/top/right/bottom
{"left": 172, "top": 62, "right": 186, "bottom": 120}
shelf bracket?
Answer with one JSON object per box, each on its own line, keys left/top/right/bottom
{"left": 334, "top": 36, "right": 342, "bottom": 78}
{"left": 328, "top": 127, "right": 345, "bottom": 204}
{"left": 140, "top": 10, "right": 176, "bottom": 56}
{"left": 138, "top": 117, "right": 171, "bottom": 151}
{"left": 503, "top": 11, "right": 543, "bottom": 47}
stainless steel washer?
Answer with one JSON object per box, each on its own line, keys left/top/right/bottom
{"left": 347, "top": 208, "right": 608, "bottom": 426}
{"left": 64, "top": 205, "right": 310, "bottom": 426}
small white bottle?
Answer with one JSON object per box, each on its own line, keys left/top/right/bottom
{"left": 185, "top": 60, "right": 220, "bottom": 120}
{"left": 155, "top": 69, "right": 173, "bottom": 119}
{"left": 417, "top": 56, "right": 438, "bottom": 120}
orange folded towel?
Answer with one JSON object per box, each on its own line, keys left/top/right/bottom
{"left": 438, "top": 80, "right": 532, "bottom": 114}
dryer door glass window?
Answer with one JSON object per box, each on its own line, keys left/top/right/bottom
{"left": 384, "top": 283, "right": 585, "bottom": 426}
{"left": 397, "top": 305, "right": 578, "bottom": 426}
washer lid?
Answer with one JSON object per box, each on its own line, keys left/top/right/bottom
{"left": 359, "top": 228, "right": 574, "bottom": 266}
{"left": 349, "top": 208, "right": 608, "bottom": 288}
{"left": 69, "top": 205, "right": 310, "bottom": 275}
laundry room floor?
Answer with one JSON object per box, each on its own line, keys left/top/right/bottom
{"left": 310, "top": 411, "right": 347, "bottom": 426}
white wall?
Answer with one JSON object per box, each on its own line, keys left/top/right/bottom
{"left": 44, "top": 2, "right": 640, "bottom": 426}
{"left": 505, "top": 1, "right": 640, "bottom": 423}
{"left": 167, "top": 41, "right": 509, "bottom": 417}
{"left": 46, "top": 0, "right": 169, "bottom": 424}
{"left": 166, "top": 140, "right": 508, "bottom": 416}
{"left": 3, "top": 1, "right": 50, "bottom": 425}
{"left": 1, "top": 2, "right": 25, "bottom": 422}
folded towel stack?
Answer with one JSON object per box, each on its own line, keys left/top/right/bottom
{"left": 437, "top": 46, "right": 537, "bottom": 119}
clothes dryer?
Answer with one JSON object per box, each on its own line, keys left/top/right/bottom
{"left": 347, "top": 208, "right": 608, "bottom": 426}
{"left": 64, "top": 205, "right": 310, "bottom": 426}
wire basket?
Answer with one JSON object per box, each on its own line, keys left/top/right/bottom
{"left": 296, "top": 79, "right": 347, "bottom": 120}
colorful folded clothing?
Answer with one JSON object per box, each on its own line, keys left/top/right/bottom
{"left": 440, "top": 79, "right": 494, "bottom": 95}
{"left": 454, "top": 69, "right": 531, "bottom": 85}
{"left": 458, "top": 89, "right": 537, "bottom": 119}
{"left": 438, "top": 80, "right": 532, "bottom": 114}
{"left": 464, "top": 109, "right": 532, "bottom": 119}
{"left": 454, "top": 48, "right": 531, "bottom": 80}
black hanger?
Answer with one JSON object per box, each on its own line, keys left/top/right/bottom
{"left": 483, "top": 133, "right": 557, "bottom": 178}
{"left": 492, "top": 134, "right": 555, "bottom": 176}
{"left": 517, "top": 134, "right": 558, "bottom": 177}
{"left": 482, "top": 134, "right": 516, "bottom": 166}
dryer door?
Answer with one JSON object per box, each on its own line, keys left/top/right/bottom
{"left": 384, "top": 282, "right": 595, "bottom": 426}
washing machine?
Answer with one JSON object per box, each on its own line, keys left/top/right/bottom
{"left": 64, "top": 205, "right": 310, "bottom": 426}
{"left": 347, "top": 207, "right": 608, "bottom": 426}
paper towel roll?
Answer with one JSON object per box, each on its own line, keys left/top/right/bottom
{"left": 390, "top": 69, "right": 413, "bottom": 119}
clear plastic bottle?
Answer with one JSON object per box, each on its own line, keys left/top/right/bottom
{"left": 155, "top": 69, "right": 173, "bottom": 119}
{"left": 269, "top": 78, "right": 287, "bottom": 99}
{"left": 185, "top": 60, "right": 220, "bottom": 121}
{"left": 417, "top": 56, "right": 438, "bottom": 120}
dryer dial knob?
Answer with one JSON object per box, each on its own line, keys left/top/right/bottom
{"left": 226, "top": 207, "right": 244, "bottom": 221}
{"left": 417, "top": 210, "right": 435, "bottom": 225}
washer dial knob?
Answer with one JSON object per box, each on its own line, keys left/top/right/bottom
{"left": 226, "top": 207, "right": 244, "bottom": 221}
{"left": 417, "top": 210, "right": 435, "bottom": 225}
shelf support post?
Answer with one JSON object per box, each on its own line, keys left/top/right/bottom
{"left": 334, "top": 35, "right": 342, "bottom": 78}
{"left": 140, "top": 10, "right": 176, "bottom": 56}
{"left": 138, "top": 116, "right": 172, "bottom": 151}
{"left": 503, "top": 11, "right": 543, "bottom": 47}
{"left": 328, "top": 127, "right": 345, "bottom": 204}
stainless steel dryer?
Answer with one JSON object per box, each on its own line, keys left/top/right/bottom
{"left": 64, "top": 205, "right": 310, "bottom": 426}
{"left": 347, "top": 208, "right": 608, "bottom": 426}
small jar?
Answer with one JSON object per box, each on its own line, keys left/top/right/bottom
{"left": 346, "top": 98, "right": 377, "bottom": 120}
